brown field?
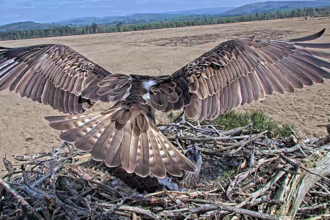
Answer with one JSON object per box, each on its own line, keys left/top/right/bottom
{"left": 1, "top": 17, "right": 330, "bottom": 175}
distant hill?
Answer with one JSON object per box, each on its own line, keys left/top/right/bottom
{"left": 164, "top": 7, "right": 235, "bottom": 15}
{"left": 1, "top": 1, "right": 329, "bottom": 33}
{"left": 222, "top": 0, "right": 330, "bottom": 16}
{"left": 0, "top": 21, "right": 58, "bottom": 32}
{"left": 56, "top": 7, "right": 234, "bottom": 26}
{"left": 56, "top": 14, "right": 181, "bottom": 26}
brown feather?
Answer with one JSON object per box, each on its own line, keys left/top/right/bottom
{"left": 184, "top": 94, "right": 201, "bottom": 120}
{"left": 104, "top": 128, "right": 124, "bottom": 166}
{"left": 74, "top": 117, "right": 110, "bottom": 151}
{"left": 148, "top": 130, "right": 166, "bottom": 178}
{"left": 121, "top": 121, "right": 137, "bottom": 173}
{"left": 156, "top": 135, "right": 182, "bottom": 177}
{"left": 91, "top": 122, "right": 116, "bottom": 161}
{"left": 134, "top": 132, "right": 150, "bottom": 177}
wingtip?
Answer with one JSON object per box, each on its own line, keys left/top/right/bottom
{"left": 289, "top": 28, "right": 326, "bottom": 42}
{"left": 43, "top": 116, "right": 53, "bottom": 123}
{"left": 317, "top": 28, "right": 326, "bottom": 38}
{"left": 0, "top": 46, "right": 11, "bottom": 50}
{"left": 44, "top": 115, "right": 66, "bottom": 122}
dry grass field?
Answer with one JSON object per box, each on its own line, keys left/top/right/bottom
{"left": 1, "top": 17, "right": 330, "bottom": 175}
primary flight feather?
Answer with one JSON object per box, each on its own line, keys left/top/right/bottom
{"left": 0, "top": 29, "right": 330, "bottom": 178}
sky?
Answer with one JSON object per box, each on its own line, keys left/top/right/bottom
{"left": 0, "top": 0, "right": 316, "bottom": 25}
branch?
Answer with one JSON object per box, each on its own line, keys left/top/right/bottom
{"left": 192, "top": 204, "right": 278, "bottom": 220}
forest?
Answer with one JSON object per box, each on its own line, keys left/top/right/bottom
{"left": 0, "top": 7, "right": 329, "bottom": 41}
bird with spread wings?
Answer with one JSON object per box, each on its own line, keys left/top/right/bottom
{"left": 0, "top": 29, "right": 330, "bottom": 178}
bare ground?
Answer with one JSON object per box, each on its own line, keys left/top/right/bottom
{"left": 1, "top": 17, "right": 330, "bottom": 174}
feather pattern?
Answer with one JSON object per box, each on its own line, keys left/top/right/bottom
{"left": 160, "top": 29, "right": 330, "bottom": 120}
{"left": 45, "top": 95, "right": 197, "bottom": 178}
{"left": 0, "top": 44, "right": 111, "bottom": 114}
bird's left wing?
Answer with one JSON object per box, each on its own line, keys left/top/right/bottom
{"left": 0, "top": 44, "right": 113, "bottom": 114}
{"left": 148, "top": 29, "right": 330, "bottom": 121}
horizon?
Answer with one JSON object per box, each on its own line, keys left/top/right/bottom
{"left": 0, "top": 0, "right": 322, "bottom": 25}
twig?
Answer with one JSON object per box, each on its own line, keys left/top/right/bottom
{"left": 280, "top": 153, "right": 330, "bottom": 183}
{"left": 98, "top": 203, "right": 157, "bottom": 219}
{"left": 192, "top": 204, "right": 278, "bottom": 220}
{"left": 298, "top": 202, "right": 329, "bottom": 212}
{"left": 0, "top": 178, "right": 35, "bottom": 214}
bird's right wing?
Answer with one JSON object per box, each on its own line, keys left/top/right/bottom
{"left": 148, "top": 29, "right": 330, "bottom": 121}
{"left": 0, "top": 44, "right": 112, "bottom": 114}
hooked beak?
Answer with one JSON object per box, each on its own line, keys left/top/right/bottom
{"left": 193, "top": 146, "right": 199, "bottom": 162}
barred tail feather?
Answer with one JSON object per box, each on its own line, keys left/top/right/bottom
{"left": 44, "top": 105, "right": 197, "bottom": 178}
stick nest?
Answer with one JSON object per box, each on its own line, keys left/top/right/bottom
{"left": 1, "top": 119, "right": 330, "bottom": 220}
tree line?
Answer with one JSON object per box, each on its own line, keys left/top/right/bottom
{"left": 0, "top": 7, "right": 329, "bottom": 41}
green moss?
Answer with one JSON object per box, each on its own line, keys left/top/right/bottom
{"left": 166, "top": 110, "right": 185, "bottom": 123}
{"left": 167, "top": 110, "right": 295, "bottom": 138}
{"left": 213, "top": 110, "right": 295, "bottom": 138}
{"left": 214, "top": 170, "right": 237, "bottom": 184}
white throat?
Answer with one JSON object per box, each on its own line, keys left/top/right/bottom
{"left": 143, "top": 80, "right": 157, "bottom": 92}
{"left": 142, "top": 80, "right": 157, "bottom": 100}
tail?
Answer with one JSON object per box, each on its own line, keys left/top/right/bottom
{"left": 44, "top": 103, "right": 197, "bottom": 178}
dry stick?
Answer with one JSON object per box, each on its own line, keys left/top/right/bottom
{"left": 30, "top": 173, "right": 51, "bottom": 188}
{"left": 257, "top": 144, "right": 303, "bottom": 155}
{"left": 236, "top": 171, "right": 286, "bottom": 208}
{"left": 159, "top": 122, "right": 222, "bottom": 136}
{"left": 66, "top": 167, "right": 125, "bottom": 197}
{"left": 157, "top": 208, "right": 190, "bottom": 218}
{"left": 267, "top": 173, "right": 292, "bottom": 216}
{"left": 200, "top": 132, "right": 268, "bottom": 157}
{"left": 0, "top": 178, "right": 35, "bottom": 214}
{"left": 12, "top": 183, "right": 45, "bottom": 201}
{"left": 30, "top": 158, "right": 69, "bottom": 188}
{"left": 181, "top": 198, "right": 216, "bottom": 204}
{"left": 13, "top": 143, "right": 68, "bottom": 162}
{"left": 3, "top": 156, "right": 15, "bottom": 178}
{"left": 98, "top": 203, "right": 156, "bottom": 219}
{"left": 253, "top": 197, "right": 284, "bottom": 206}
{"left": 55, "top": 195, "right": 87, "bottom": 219}
{"left": 209, "top": 124, "right": 224, "bottom": 136}
{"left": 287, "top": 151, "right": 330, "bottom": 217}
{"left": 13, "top": 150, "right": 52, "bottom": 161}
{"left": 221, "top": 123, "right": 253, "bottom": 136}
{"left": 305, "top": 214, "right": 330, "bottom": 220}
{"left": 103, "top": 199, "right": 125, "bottom": 215}
{"left": 249, "top": 171, "right": 286, "bottom": 202}
{"left": 315, "top": 182, "right": 330, "bottom": 196}
{"left": 84, "top": 198, "right": 94, "bottom": 220}
{"left": 163, "top": 189, "right": 176, "bottom": 203}
{"left": 226, "top": 156, "right": 280, "bottom": 201}
{"left": 215, "top": 130, "right": 268, "bottom": 152}
{"left": 298, "top": 202, "right": 329, "bottom": 212}
{"left": 167, "top": 135, "right": 251, "bottom": 141}
{"left": 50, "top": 148, "right": 56, "bottom": 196}
{"left": 191, "top": 204, "right": 278, "bottom": 220}
{"left": 280, "top": 153, "right": 330, "bottom": 183}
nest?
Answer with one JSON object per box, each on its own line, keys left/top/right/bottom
{"left": 1, "top": 119, "right": 330, "bottom": 220}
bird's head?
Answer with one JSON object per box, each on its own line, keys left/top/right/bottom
{"left": 180, "top": 146, "right": 203, "bottom": 188}
{"left": 185, "top": 146, "right": 202, "bottom": 166}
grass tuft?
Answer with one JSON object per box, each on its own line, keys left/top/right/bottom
{"left": 213, "top": 110, "right": 295, "bottom": 138}
{"left": 167, "top": 110, "right": 295, "bottom": 138}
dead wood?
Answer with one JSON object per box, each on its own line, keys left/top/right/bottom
{"left": 0, "top": 119, "right": 329, "bottom": 220}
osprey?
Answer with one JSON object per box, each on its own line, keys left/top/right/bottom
{"left": 0, "top": 29, "right": 329, "bottom": 178}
